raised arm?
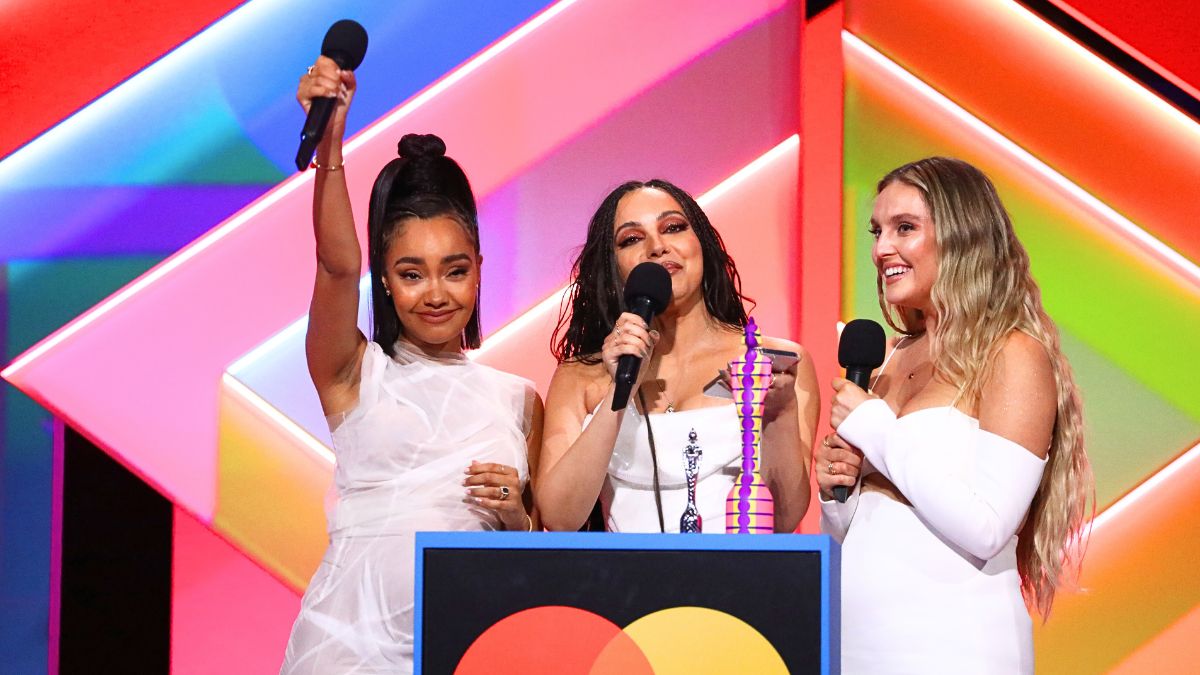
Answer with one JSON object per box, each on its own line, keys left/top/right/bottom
{"left": 298, "top": 56, "right": 367, "bottom": 416}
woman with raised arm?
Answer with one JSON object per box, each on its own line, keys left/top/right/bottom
{"left": 815, "top": 157, "right": 1092, "bottom": 673}
{"left": 537, "top": 179, "right": 818, "bottom": 534}
{"left": 281, "top": 57, "right": 542, "bottom": 674}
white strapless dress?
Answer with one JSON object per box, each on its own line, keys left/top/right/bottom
{"left": 587, "top": 402, "right": 744, "bottom": 533}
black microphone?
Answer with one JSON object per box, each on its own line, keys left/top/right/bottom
{"left": 295, "top": 19, "right": 369, "bottom": 171}
{"left": 611, "top": 262, "right": 673, "bottom": 411}
{"left": 834, "top": 318, "right": 886, "bottom": 502}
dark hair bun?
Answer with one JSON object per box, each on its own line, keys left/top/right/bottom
{"left": 398, "top": 133, "right": 447, "bottom": 159}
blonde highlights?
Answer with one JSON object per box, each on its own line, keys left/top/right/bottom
{"left": 876, "top": 157, "right": 1093, "bottom": 617}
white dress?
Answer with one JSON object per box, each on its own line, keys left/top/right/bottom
{"left": 281, "top": 340, "right": 534, "bottom": 674}
{"left": 822, "top": 399, "right": 1047, "bottom": 673}
{"left": 592, "top": 402, "right": 744, "bottom": 533}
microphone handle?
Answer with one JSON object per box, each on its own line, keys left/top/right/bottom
{"left": 845, "top": 365, "right": 871, "bottom": 391}
{"left": 609, "top": 297, "right": 656, "bottom": 411}
{"left": 295, "top": 96, "right": 336, "bottom": 171}
{"left": 832, "top": 365, "right": 874, "bottom": 503}
{"left": 610, "top": 354, "right": 641, "bottom": 411}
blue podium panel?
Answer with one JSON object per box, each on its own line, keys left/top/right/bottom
{"left": 414, "top": 532, "right": 840, "bottom": 674}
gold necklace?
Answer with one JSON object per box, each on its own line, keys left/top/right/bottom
{"left": 644, "top": 375, "right": 675, "bottom": 413}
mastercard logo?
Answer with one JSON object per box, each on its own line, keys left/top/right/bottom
{"left": 453, "top": 605, "right": 787, "bottom": 674}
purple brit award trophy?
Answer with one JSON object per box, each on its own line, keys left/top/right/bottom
{"left": 725, "top": 317, "right": 775, "bottom": 534}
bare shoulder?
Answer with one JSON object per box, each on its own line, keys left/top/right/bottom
{"left": 979, "top": 330, "right": 1056, "bottom": 456}
{"left": 990, "top": 330, "right": 1054, "bottom": 391}
{"left": 548, "top": 356, "right": 605, "bottom": 386}
{"left": 545, "top": 356, "right": 607, "bottom": 414}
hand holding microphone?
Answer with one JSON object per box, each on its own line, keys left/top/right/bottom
{"left": 296, "top": 20, "right": 368, "bottom": 171}
{"left": 827, "top": 319, "right": 886, "bottom": 502}
{"left": 608, "top": 262, "right": 672, "bottom": 411}
{"left": 816, "top": 430, "right": 864, "bottom": 503}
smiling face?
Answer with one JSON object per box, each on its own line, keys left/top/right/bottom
{"left": 381, "top": 215, "right": 480, "bottom": 353}
{"left": 611, "top": 187, "right": 703, "bottom": 309}
{"left": 870, "top": 181, "right": 939, "bottom": 314}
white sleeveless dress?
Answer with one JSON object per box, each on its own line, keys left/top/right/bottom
{"left": 280, "top": 340, "right": 534, "bottom": 674}
{"left": 821, "top": 346, "right": 1047, "bottom": 674}
{"left": 591, "top": 402, "right": 744, "bottom": 533}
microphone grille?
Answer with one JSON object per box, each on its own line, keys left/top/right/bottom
{"left": 322, "top": 19, "right": 369, "bottom": 71}
{"left": 838, "top": 319, "right": 886, "bottom": 368}
{"left": 623, "top": 262, "right": 673, "bottom": 314}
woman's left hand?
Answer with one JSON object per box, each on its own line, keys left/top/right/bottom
{"left": 761, "top": 362, "right": 799, "bottom": 424}
{"left": 464, "top": 461, "right": 528, "bottom": 530}
{"left": 830, "top": 378, "right": 877, "bottom": 429}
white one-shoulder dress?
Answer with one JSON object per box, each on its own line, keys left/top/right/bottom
{"left": 281, "top": 340, "right": 534, "bottom": 674}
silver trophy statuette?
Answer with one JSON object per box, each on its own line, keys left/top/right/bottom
{"left": 680, "top": 428, "right": 703, "bottom": 533}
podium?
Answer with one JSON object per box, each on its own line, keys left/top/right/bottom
{"left": 414, "top": 532, "right": 840, "bottom": 674}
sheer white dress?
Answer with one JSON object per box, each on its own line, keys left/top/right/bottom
{"left": 280, "top": 340, "right": 534, "bottom": 674}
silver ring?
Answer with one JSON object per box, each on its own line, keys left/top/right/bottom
{"left": 499, "top": 485, "right": 510, "bottom": 500}
{"left": 306, "top": 65, "right": 315, "bottom": 75}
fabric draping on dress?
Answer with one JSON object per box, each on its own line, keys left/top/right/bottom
{"left": 281, "top": 340, "right": 533, "bottom": 674}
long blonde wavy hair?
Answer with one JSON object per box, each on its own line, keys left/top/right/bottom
{"left": 876, "top": 157, "right": 1093, "bottom": 618}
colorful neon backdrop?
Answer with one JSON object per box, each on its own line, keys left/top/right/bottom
{"left": 1, "top": 0, "right": 1198, "bottom": 673}
{"left": 844, "top": 1, "right": 1200, "bottom": 672}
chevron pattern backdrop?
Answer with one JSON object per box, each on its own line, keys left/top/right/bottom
{"left": 1, "top": 0, "right": 1197, "bottom": 672}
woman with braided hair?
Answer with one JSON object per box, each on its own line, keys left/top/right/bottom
{"left": 537, "top": 179, "right": 818, "bottom": 534}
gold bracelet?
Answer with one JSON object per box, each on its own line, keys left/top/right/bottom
{"left": 310, "top": 159, "right": 344, "bottom": 171}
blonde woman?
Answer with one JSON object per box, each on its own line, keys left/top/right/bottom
{"left": 816, "top": 157, "right": 1092, "bottom": 673}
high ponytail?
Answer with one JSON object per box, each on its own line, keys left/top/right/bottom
{"left": 367, "top": 133, "right": 483, "bottom": 354}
